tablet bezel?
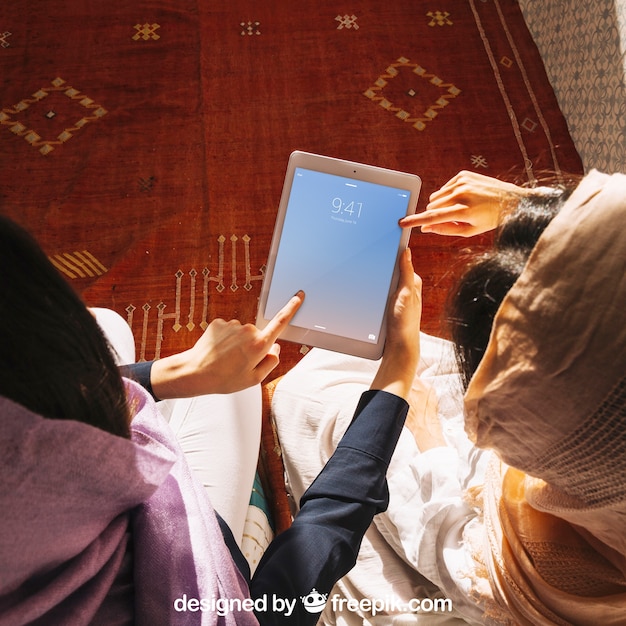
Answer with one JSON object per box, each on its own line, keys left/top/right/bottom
{"left": 256, "top": 151, "right": 421, "bottom": 359}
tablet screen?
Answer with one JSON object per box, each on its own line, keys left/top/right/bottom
{"left": 263, "top": 166, "right": 412, "bottom": 345}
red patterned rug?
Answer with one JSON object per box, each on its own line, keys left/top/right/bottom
{"left": 0, "top": 0, "right": 582, "bottom": 376}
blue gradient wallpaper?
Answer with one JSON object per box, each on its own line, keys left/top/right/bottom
{"left": 265, "top": 168, "right": 410, "bottom": 343}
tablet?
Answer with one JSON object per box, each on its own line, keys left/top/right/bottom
{"left": 257, "top": 151, "right": 421, "bottom": 359}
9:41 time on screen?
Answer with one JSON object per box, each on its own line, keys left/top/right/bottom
{"left": 331, "top": 197, "right": 363, "bottom": 219}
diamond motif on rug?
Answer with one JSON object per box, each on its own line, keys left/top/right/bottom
{"left": 0, "top": 77, "right": 107, "bottom": 155}
{"left": 364, "top": 57, "right": 460, "bottom": 131}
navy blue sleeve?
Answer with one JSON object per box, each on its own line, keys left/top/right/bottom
{"left": 250, "top": 389, "right": 408, "bottom": 626}
{"left": 119, "top": 361, "right": 158, "bottom": 400}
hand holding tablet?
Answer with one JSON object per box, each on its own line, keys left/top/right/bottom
{"left": 257, "top": 151, "right": 421, "bottom": 359}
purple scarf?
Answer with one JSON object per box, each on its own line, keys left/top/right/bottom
{"left": 0, "top": 380, "right": 259, "bottom": 625}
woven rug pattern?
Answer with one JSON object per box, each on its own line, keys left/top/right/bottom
{"left": 0, "top": 0, "right": 582, "bottom": 374}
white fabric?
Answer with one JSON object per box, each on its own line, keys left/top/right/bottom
{"left": 90, "top": 306, "right": 136, "bottom": 364}
{"left": 159, "top": 388, "right": 261, "bottom": 548}
{"left": 272, "top": 335, "right": 492, "bottom": 625}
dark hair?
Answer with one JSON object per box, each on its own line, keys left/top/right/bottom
{"left": 448, "top": 184, "right": 575, "bottom": 390}
{"left": 0, "top": 215, "right": 131, "bottom": 437}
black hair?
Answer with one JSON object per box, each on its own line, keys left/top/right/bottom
{"left": 448, "top": 183, "right": 576, "bottom": 390}
{"left": 0, "top": 214, "right": 131, "bottom": 437}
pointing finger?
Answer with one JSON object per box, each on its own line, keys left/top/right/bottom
{"left": 260, "top": 290, "right": 305, "bottom": 345}
{"left": 399, "top": 205, "right": 467, "bottom": 229}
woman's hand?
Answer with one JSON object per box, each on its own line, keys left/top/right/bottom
{"left": 399, "top": 170, "right": 528, "bottom": 237}
{"left": 149, "top": 291, "right": 304, "bottom": 397}
{"left": 371, "top": 248, "right": 422, "bottom": 401}
{"left": 405, "top": 379, "right": 446, "bottom": 451}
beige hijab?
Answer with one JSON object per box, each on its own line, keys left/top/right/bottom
{"left": 464, "top": 170, "right": 626, "bottom": 624}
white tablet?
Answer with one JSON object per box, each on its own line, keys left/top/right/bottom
{"left": 257, "top": 151, "right": 421, "bottom": 359}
